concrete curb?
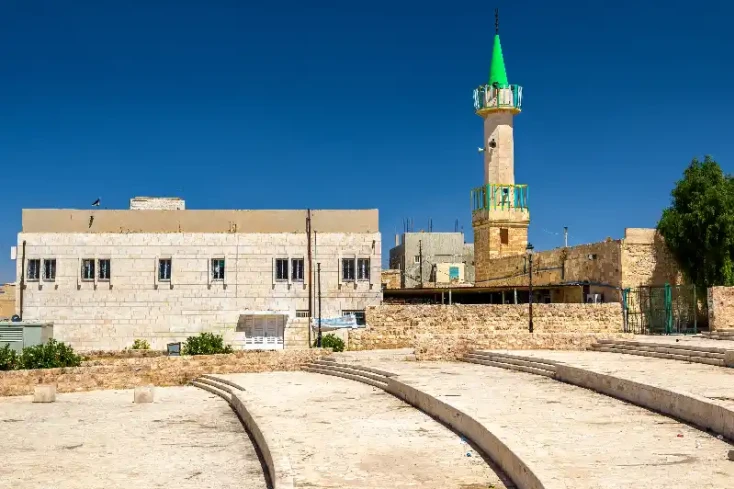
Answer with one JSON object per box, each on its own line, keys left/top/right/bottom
{"left": 192, "top": 377, "right": 294, "bottom": 489}
{"left": 385, "top": 378, "right": 546, "bottom": 489}
{"left": 230, "top": 391, "right": 295, "bottom": 489}
{"left": 554, "top": 364, "right": 734, "bottom": 441}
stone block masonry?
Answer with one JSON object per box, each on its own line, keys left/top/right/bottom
{"left": 474, "top": 228, "right": 682, "bottom": 302}
{"left": 0, "top": 349, "right": 328, "bottom": 397}
{"left": 348, "top": 303, "right": 626, "bottom": 358}
{"left": 707, "top": 286, "right": 734, "bottom": 331}
{"left": 16, "top": 208, "right": 382, "bottom": 350}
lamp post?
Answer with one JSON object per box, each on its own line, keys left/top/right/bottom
{"left": 526, "top": 243, "right": 534, "bottom": 333}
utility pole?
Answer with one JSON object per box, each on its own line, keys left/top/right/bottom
{"left": 563, "top": 226, "right": 568, "bottom": 247}
{"left": 419, "top": 239, "right": 424, "bottom": 288}
{"left": 317, "top": 262, "right": 322, "bottom": 347}
{"left": 306, "top": 209, "right": 312, "bottom": 347}
{"left": 527, "top": 243, "right": 534, "bottom": 333}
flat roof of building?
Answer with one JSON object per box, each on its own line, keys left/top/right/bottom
{"left": 21, "top": 209, "right": 379, "bottom": 234}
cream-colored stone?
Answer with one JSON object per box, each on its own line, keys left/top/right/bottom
{"left": 134, "top": 385, "right": 154, "bottom": 403}
{"left": 32, "top": 384, "right": 56, "bottom": 403}
{"left": 348, "top": 303, "right": 625, "bottom": 356}
{"left": 16, "top": 231, "right": 382, "bottom": 350}
{"left": 0, "top": 283, "right": 15, "bottom": 318}
{"left": 708, "top": 286, "right": 734, "bottom": 331}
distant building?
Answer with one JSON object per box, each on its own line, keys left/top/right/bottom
{"left": 14, "top": 197, "right": 382, "bottom": 351}
{"left": 0, "top": 283, "right": 15, "bottom": 320}
{"left": 388, "top": 232, "right": 474, "bottom": 288}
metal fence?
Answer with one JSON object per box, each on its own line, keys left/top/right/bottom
{"left": 622, "top": 284, "right": 702, "bottom": 335}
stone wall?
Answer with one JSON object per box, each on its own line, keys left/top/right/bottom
{"left": 348, "top": 303, "right": 624, "bottom": 354}
{"left": 476, "top": 239, "right": 622, "bottom": 300}
{"left": 0, "top": 349, "right": 328, "bottom": 397}
{"left": 707, "top": 286, "right": 734, "bottom": 331}
{"left": 473, "top": 228, "right": 682, "bottom": 303}
{"left": 620, "top": 228, "right": 682, "bottom": 288}
{"left": 0, "top": 284, "right": 15, "bottom": 319}
{"left": 381, "top": 269, "right": 401, "bottom": 290}
{"left": 16, "top": 231, "right": 381, "bottom": 350}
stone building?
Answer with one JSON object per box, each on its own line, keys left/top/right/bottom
{"left": 13, "top": 197, "right": 382, "bottom": 351}
{"left": 388, "top": 232, "right": 474, "bottom": 288}
{"left": 475, "top": 228, "right": 682, "bottom": 303}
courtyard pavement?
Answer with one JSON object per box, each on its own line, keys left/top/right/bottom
{"left": 353, "top": 359, "right": 734, "bottom": 489}
{"left": 220, "top": 371, "right": 509, "bottom": 489}
{"left": 0, "top": 386, "right": 267, "bottom": 489}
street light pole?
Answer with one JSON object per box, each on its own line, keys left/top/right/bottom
{"left": 317, "top": 262, "right": 322, "bottom": 347}
{"left": 526, "top": 243, "right": 534, "bottom": 333}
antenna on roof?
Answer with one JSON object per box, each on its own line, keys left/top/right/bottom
{"left": 495, "top": 8, "right": 499, "bottom": 34}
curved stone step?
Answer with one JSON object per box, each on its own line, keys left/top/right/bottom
{"left": 200, "top": 374, "right": 246, "bottom": 391}
{"left": 462, "top": 356, "right": 556, "bottom": 378}
{"left": 471, "top": 350, "right": 559, "bottom": 367}
{"left": 303, "top": 366, "right": 389, "bottom": 390}
{"left": 592, "top": 342, "right": 725, "bottom": 359}
{"left": 191, "top": 380, "right": 232, "bottom": 402}
{"left": 466, "top": 352, "right": 557, "bottom": 373}
{"left": 309, "top": 360, "right": 396, "bottom": 378}
{"left": 596, "top": 339, "right": 727, "bottom": 354}
{"left": 305, "top": 362, "right": 389, "bottom": 384}
{"left": 592, "top": 346, "right": 725, "bottom": 366}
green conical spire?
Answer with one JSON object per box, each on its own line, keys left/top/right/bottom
{"left": 488, "top": 34, "right": 508, "bottom": 87}
{"left": 488, "top": 9, "right": 509, "bottom": 87}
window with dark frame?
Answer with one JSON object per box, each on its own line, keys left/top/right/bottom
{"left": 341, "top": 258, "right": 356, "bottom": 281}
{"left": 357, "top": 258, "right": 370, "bottom": 281}
{"left": 98, "top": 259, "right": 111, "bottom": 281}
{"left": 27, "top": 259, "right": 40, "bottom": 281}
{"left": 275, "top": 258, "right": 288, "bottom": 281}
{"left": 500, "top": 228, "right": 509, "bottom": 245}
{"left": 291, "top": 258, "right": 304, "bottom": 282}
{"left": 295, "top": 310, "right": 309, "bottom": 318}
{"left": 159, "top": 259, "right": 172, "bottom": 281}
{"left": 81, "top": 259, "right": 95, "bottom": 281}
{"left": 211, "top": 258, "right": 225, "bottom": 281}
{"left": 342, "top": 309, "right": 366, "bottom": 326}
{"left": 43, "top": 259, "right": 56, "bottom": 281}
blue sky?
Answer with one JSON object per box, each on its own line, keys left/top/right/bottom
{"left": 1, "top": 1, "right": 732, "bottom": 282}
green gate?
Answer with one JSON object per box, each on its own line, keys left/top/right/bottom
{"left": 622, "top": 284, "right": 699, "bottom": 335}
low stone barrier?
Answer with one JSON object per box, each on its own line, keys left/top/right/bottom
{"left": 0, "top": 350, "right": 327, "bottom": 397}
{"left": 412, "top": 332, "right": 633, "bottom": 361}
{"left": 349, "top": 303, "right": 626, "bottom": 356}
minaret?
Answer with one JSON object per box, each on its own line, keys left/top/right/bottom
{"left": 471, "top": 9, "right": 529, "bottom": 285}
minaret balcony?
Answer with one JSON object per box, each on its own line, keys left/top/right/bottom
{"left": 473, "top": 84, "right": 522, "bottom": 115}
{"left": 471, "top": 183, "right": 528, "bottom": 213}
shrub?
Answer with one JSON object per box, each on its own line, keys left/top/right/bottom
{"left": 0, "top": 344, "right": 19, "bottom": 371}
{"left": 132, "top": 339, "right": 150, "bottom": 350}
{"left": 314, "top": 333, "right": 345, "bottom": 352}
{"left": 18, "top": 339, "right": 82, "bottom": 370}
{"left": 182, "top": 332, "right": 233, "bottom": 356}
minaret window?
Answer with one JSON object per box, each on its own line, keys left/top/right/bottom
{"left": 500, "top": 228, "right": 509, "bottom": 245}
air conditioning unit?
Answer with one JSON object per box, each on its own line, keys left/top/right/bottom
{"left": 586, "top": 294, "right": 602, "bottom": 304}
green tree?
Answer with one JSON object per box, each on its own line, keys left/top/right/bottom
{"left": 657, "top": 156, "right": 734, "bottom": 288}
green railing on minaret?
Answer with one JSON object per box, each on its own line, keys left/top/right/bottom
{"left": 471, "top": 184, "right": 529, "bottom": 213}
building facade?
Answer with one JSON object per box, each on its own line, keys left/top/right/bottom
{"left": 388, "top": 232, "right": 474, "bottom": 288}
{"left": 14, "top": 198, "right": 382, "bottom": 351}
{"left": 471, "top": 20, "right": 530, "bottom": 284}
